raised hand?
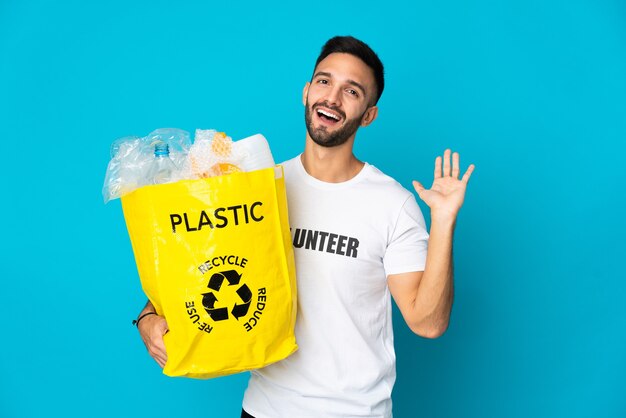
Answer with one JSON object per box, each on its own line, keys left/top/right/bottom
{"left": 412, "top": 149, "right": 474, "bottom": 221}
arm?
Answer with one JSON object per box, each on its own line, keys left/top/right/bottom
{"left": 136, "top": 300, "right": 169, "bottom": 367}
{"left": 388, "top": 149, "right": 474, "bottom": 339}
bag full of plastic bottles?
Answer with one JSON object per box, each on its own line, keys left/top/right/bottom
{"left": 103, "top": 128, "right": 298, "bottom": 379}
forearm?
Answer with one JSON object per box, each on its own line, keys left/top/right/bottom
{"left": 411, "top": 215, "right": 456, "bottom": 337}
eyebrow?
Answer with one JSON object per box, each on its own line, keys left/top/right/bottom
{"left": 313, "top": 71, "right": 368, "bottom": 98}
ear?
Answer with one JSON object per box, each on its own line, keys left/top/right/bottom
{"left": 302, "top": 82, "right": 310, "bottom": 106}
{"left": 360, "top": 106, "right": 379, "bottom": 127}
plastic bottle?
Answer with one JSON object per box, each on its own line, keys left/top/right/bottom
{"left": 234, "top": 134, "right": 275, "bottom": 172}
{"left": 146, "top": 141, "right": 178, "bottom": 184}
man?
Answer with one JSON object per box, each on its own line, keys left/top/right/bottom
{"left": 136, "top": 36, "right": 474, "bottom": 417}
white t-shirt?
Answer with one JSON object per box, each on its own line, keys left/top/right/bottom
{"left": 242, "top": 155, "right": 429, "bottom": 418}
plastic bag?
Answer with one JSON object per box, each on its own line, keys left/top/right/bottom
{"left": 121, "top": 166, "right": 297, "bottom": 378}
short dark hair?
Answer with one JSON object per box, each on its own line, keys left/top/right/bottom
{"left": 313, "top": 36, "right": 385, "bottom": 105}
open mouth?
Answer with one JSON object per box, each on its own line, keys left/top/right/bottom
{"left": 315, "top": 107, "right": 343, "bottom": 125}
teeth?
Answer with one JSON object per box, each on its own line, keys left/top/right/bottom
{"left": 318, "top": 109, "right": 340, "bottom": 120}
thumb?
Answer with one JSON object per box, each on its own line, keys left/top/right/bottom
{"left": 412, "top": 180, "right": 426, "bottom": 198}
{"left": 157, "top": 317, "right": 170, "bottom": 335}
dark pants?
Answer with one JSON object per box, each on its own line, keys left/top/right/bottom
{"left": 241, "top": 409, "right": 255, "bottom": 418}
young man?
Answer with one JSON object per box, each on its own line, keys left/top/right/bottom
{"left": 137, "top": 36, "right": 474, "bottom": 418}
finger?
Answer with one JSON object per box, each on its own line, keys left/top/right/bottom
{"left": 151, "top": 339, "right": 168, "bottom": 359}
{"left": 443, "top": 149, "right": 451, "bottom": 177}
{"left": 150, "top": 347, "right": 164, "bottom": 363}
{"left": 412, "top": 180, "right": 425, "bottom": 192}
{"left": 452, "top": 152, "right": 460, "bottom": 178}
{"left": 412, "top": 180, "right": 425, "bottom": 196}
{"left": 150, "top": 347, "right": 168, "bottom": 368}
{"left": 147, "top": 343, "right": 166, "bottom": 366}
{"left": 155, "top": 355, "right": 166, "bottom": 368}
{"left": 159, "top": 320, "right": 169, "bottom": 335}
{"left": 461, "top": 164, "right": 475, "bottom": 183}
{"left": 157, "top": 351, "right": 167, "bottom": 367}
{"left": 434, "top": 156, "right": 442, "bottom": 179}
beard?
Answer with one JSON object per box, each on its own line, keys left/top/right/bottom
{"left": 304, "top": 99, "right": 365, "bottom": 148}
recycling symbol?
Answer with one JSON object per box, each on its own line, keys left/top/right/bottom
{"left": 202, "top": 269, "right": 252, "bottom": 321}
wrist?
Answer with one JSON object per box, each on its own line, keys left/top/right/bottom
{"left": 430, "top": 210, "right": 457, "bottom": 228}
{"left": 132, "top": 311, "right": 157, "bottom": 327}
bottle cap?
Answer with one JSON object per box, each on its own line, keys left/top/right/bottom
{"left": 154, "top": 141, "right": 170, "bottom": 156}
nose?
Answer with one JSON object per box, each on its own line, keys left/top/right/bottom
{"left": 325, "top": 85, "right": 342, "bottom": 107}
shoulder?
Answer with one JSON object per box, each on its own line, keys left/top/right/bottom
{"left": 361, "top": 163, "right": 414, "bottom": 203}
{"left": 278, "top": 155, "right": 301, "bottom": 175}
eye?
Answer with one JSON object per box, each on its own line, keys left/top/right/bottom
{"left": 346, "top": 88, "right": 359, "bottom": 97}
{"left": 317, "top": 79, "right": 329, "bottom": 85}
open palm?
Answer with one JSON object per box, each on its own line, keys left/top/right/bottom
{"left": 413, "top": 149, "right": 475, "bottom": 219}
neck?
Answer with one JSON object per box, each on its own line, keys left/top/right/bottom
{"left": 301, "top": 135, "right": 364, "bottom": 183}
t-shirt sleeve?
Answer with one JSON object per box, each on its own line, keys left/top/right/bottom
{"left": 383, "top": 194, "right": 429, "bottom": 275}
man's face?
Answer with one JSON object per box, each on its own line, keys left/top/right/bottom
{"left": 303, "top": 53, "right": 378, "bottom": 148}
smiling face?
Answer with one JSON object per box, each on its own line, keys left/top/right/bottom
{"left": 303, "top": 53, "right": 379, "bottom": 148}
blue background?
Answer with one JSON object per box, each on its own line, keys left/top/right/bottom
{"left": 1, "top": 1, "right": 625, "bottom": 417}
